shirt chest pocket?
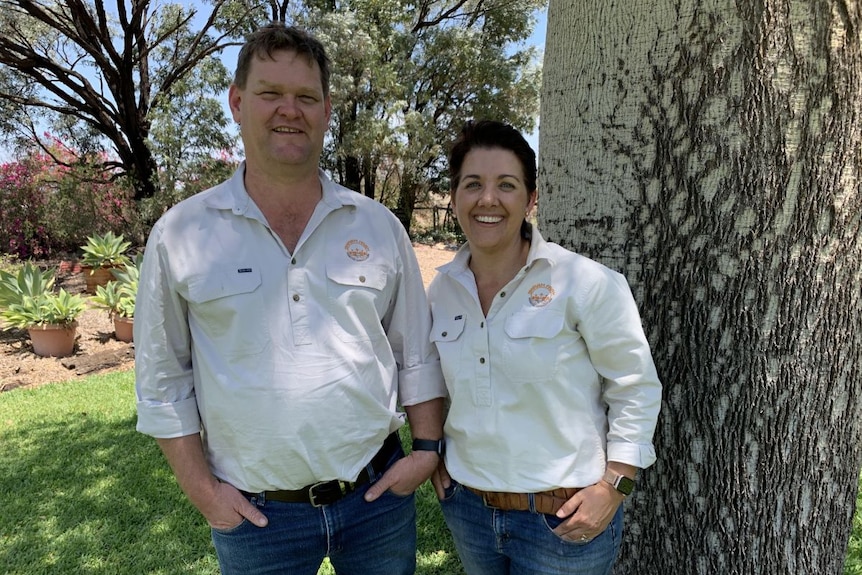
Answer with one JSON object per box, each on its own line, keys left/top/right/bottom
{"left": 430, "top": 317, "right": 466, "bottom": 391}
{"left": 502, "top": 309, "right": 568, "bottom": 382}
{"left": 186, "top": 268, "right": 269, "bottom": 357}
{"left": 325, "top": 264, "right": 392, "bottom": 342}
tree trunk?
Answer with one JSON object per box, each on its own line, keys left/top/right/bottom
{"left": 540, "top": 1, "right": 862, "bottom": 573}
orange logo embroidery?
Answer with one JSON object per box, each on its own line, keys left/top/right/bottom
{"left": 528, "top": 283, "right": 555, "bottom": 307}
{"left": 345, "top": 239, "right": 370, "bottom": 261}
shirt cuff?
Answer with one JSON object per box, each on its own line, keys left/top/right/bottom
{"left": 398, "top": 360, "right": 446, "bottom": 406}
{"left": 607, "top": 441, "right": 657, "bottom": 469}
{"left": 136, "top": 396, "right": 202, "bottom": 438}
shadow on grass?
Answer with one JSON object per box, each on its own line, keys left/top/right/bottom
{"left": 0, "top": 409, "right": 219, "bottom": 574}
{"left": 1, "top": 385, "right": 464, "bottom": 575}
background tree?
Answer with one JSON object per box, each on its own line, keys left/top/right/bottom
{"left": 539, "top": 1, "right": 862, "bottom": 572}
{"left": 0, "top": 0, "right": 259, "bottom": 201}
{"left": 296, "top": 0, "right": 543, "bottom": 231}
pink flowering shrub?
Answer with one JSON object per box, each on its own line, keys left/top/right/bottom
{"left": 0, "top": 139, "right": 137, "bottom": 258}
{"left": 0, "top": 158, "right": 50, "bottom": 258}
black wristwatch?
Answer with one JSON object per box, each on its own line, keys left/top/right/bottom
{"left": 412, "top": 438, "right": 446, "bottom": 457}
{"left": 603, "top": 469, "right": 635, "bottom": 496}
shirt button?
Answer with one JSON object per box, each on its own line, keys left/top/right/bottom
{"left": 480, "top": 322, "right": 484, "bottom": 328}
{"left": 479, "top": 357, "right": 486, "bottom": 364}
{"left": 442, "top": 331, "right": 448, "bottom": 337}
{"left": 291, "top": 257, "right": 297, "bottom": 265}
{"left": 359, "top": 275, "right": 366, "bottom": 283}
{"left": 292, "top": 294, "right": 300, "bottom": 302}
{"left": 500, "top": 291, "right": 506, "bottom": 298}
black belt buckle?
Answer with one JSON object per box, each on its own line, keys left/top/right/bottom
{"left": 308, "top": 480, "right": 353, "bottom": 507}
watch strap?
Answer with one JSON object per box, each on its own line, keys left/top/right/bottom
{"left": 602, "top": 469, "right": 635, "bottom": 496}
{"left": 412, "top": 438, "right": 445, "bottom": 457}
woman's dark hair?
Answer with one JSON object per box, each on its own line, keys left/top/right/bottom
{"left": 448, "top": 120, "right": 537, "bottom": 239}
{"left": 234, "top": 23, "right": 331, "bottom": 96}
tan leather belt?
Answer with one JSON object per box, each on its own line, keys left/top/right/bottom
{"left": 467, "top": 486, "right": 581, "bottom": 515}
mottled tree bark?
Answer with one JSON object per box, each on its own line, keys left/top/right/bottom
{"left": 540, "top": 1, "right": 862, "bottom": 573}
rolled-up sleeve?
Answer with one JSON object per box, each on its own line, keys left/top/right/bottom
{"left": 579, "top": 270, "right": 662, "bottom": 469}
{"left": 385, "top": 233, "right": 446, "bottom": 407}
{"left": 134, "top": 221, "right": 200, "bottom": 438}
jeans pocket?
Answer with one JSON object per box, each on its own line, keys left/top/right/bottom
{"left": 541, "top": 514, "right": 590, "bottom": 546}
{"left": 211, "top": 518, "right": 250, "bottom": 535}
{"left": 439, "top": 480, "right": 459, "bottom": 503}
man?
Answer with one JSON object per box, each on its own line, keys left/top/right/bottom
{"left": 134, "top": 23, "right": 446, "bottom": 574}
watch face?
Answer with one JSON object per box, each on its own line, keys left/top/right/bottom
{"left": 617, "top": 476, "right": 635, "bottom": 495}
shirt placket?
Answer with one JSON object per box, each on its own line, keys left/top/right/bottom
{"left": 473, "top": 314, "right": 492, "bottom": 407}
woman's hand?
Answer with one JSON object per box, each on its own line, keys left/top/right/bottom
{"left": 551, "top": 480, "right": 624, "bottom": 542}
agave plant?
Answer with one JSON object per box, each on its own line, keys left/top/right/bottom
{"left": 0, "top": 262, "right": 56, "bottom": 309}
{"left": 80, "top": 231, "right": 132, "bottom": 269}
{"left": 91, "top": 252, "right": 141, "bottom": 318}
{"left": 1, "top": 289, "right": 87, "bottom": 328}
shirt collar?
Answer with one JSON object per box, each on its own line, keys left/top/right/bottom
{"left": 202, "top": 162, "right": 361, "bottom": 215}
{"left": 437, "top": 223, "right": 557, "bottom": 277}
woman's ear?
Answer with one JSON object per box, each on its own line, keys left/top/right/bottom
{"left": 526, "top": 189, "right": 538, "bottom": 216}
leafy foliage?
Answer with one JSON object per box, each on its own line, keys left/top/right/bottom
{"left": 91, "top": 253, "right": 141, "bottom": 318}
{"left": 0, "top": 261, "right": 54, "bottom": 308}
{"left": 298, "top": 0, "right": 544, "bottom": 231}
{"left": 1, "top": 288, "right": 86, "bottom": 328}
{"left": 80, "top": 232, "right": 132, "bottom": 269}
{"left": 0, "top": 0, "right": 262, "bottom": 201}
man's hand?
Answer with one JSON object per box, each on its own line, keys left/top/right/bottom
{"left": 430, "top": 459, "right": 452, "bottom": 500}
{"left": 156, "top": 435, "right": 268, "bottom": 530}
{"left": 196, "top": 479, "right": 269, "bottom": 530}
{"left": 363, "top": 450, "right": 439, "bottom": 502}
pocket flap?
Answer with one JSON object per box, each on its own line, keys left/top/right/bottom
{"left": 504, "top": 309, "right": 565, "bottom": 339}
{"left": 187, "top": 267, "right": 262, "bottom": 303}
{"left": 431, "top": 316, "right": 466, "bottom": 343}
{"left": 326, "top": 264, "right": 388, "bottom": 291}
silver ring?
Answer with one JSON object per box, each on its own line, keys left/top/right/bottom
{"left": 580, "top": 534, "right": 589, "bottom": 543}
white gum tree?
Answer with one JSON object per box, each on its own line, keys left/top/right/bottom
{"left": 539, "top": 1, "right": 862, "bottom": 572}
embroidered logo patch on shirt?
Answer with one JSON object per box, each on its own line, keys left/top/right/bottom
{"left": 345, "top": 239, "right": 370, "bottom": 261}
{"left": 528, "top": 283, "right": 555, "bottom": 307}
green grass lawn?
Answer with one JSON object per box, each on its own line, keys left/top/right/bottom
{"left": 0, "top": 371, "right": 464, "bottom": 575}
{"left": 3, "top": 372, "right": 862, "bottom": 574}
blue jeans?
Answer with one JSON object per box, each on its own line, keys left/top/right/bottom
{"left": 440, "top": 481, "right": 623, "bottom": 575}
{"left": 211, "top": 449, "right": 416, "bottom": 575}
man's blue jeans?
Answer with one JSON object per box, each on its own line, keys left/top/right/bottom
{"left": 440, "top": 481, "right": 623, "bottom": 575}
{"left": 211, "top": 449, "right": 416, "bottom": 575}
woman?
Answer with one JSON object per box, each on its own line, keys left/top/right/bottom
{"left": 428, "top": 120, "right": 662, "bottom": 575}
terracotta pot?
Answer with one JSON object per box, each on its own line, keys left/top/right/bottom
{"left": 28, "top": 322, "right": 78, "bottom": 358}
{"left": 114, "top": 316, "right": 134, "bottom": 343}
{"left": 82, "top": 265, "right": 121, "bottom": 294}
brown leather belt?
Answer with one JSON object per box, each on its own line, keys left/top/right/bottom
{"left": 467, "top": 486, "right": 581, "bottom": 515}
{"left": 240, "top": 433, "right": 401, "bottom": 507}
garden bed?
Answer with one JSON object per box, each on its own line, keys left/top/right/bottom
{"left": 0, "top": 243, "right": 458, "bottom": 393}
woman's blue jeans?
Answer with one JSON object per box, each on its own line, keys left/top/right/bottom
{"left": 211, "top": 449, "right": 416, "bottom": 575}
{"left": 440, "top": 481, "right": 623, "bottom": 575}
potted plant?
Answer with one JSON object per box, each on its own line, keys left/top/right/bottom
{"left": 0, "top": 261, "right": 55, "bottom": 308}
{"left": 80, "top": 231, "right": 132, "bottom": 293}
{"left": 90, "top": 252, "right": 140, "bottom": 342}
{"left": 1, "top": 289, "right": 86, "bottom": 357}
